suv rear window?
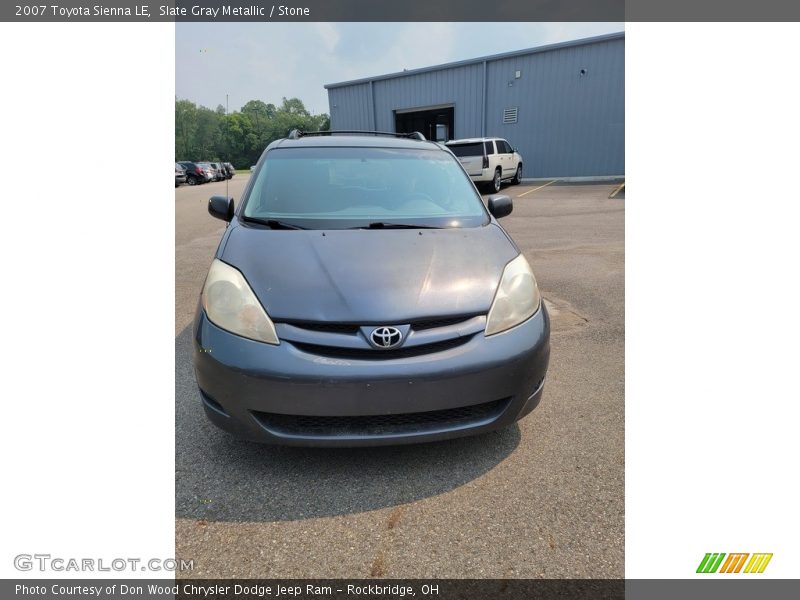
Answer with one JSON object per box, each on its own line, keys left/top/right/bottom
{"left": 447, "top": 143, "right": 484, "bottom": 157}
{"left": 242, "top": 146, "right": 487, "bottom": 230}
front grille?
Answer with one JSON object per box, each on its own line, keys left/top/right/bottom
{"left": 282, "top": 314, "right": 478, "bottom": 335}
{"left": 253, "top": 397, "right": 510, "bottom": 437}
{"left": 286, "top": 322, "right": 360, "bottom": 334}
{"left": 291, "top": 334, "right": 473, "bottom": 359}
{"left": 411, "top": 314, "right": 478, "bottom": 331}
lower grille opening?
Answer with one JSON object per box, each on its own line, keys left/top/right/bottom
{"left": 291, "top": 335, "right": 473, "bottom": 360}
{"left": 253, "top": 397, "right": 511, "bottom": 438}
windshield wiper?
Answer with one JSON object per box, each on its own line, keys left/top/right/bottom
{"left": 241, "top": 216, "right": 307, "bottom": 230}
{"left": 352, "top": 222, "right": 441, "bottom": 230}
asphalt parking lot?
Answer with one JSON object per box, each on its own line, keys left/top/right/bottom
{"left": 175, "top": 177, "right": 624, "bottom": 578}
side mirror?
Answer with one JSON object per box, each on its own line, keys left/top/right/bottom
{"left": 487, "top": 194, "right": 513, "bottom": 219}
{"left": 208, "top": 196, "right": 234, "bottom": 222}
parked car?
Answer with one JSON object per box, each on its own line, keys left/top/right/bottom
{"left": 175, "top": 163, "right": 187, "bottom": 187}
{"left": 177, "top": 161, "right": 209, "bottom": 185}
{"left": 195, "top": 162, "right": 216, "bottom": 183}
{"left": 223, "top": 162, "right": 235, "bottom": 179}
{"left": 209, "top": 162, "right": 226, "bottom": 181}
{"left": 446, "top": 137, "right": 523, "bottom": 193}
{"left": 193, "top": 130, "right": 550, "bottom": 446}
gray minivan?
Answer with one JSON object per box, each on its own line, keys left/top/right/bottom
{"left": 193, "top": 130, "right": 549, "bottom": 446}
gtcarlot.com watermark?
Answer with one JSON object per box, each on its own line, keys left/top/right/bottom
{"left": 14, "top": 554, "right": 194, "bottom": 572}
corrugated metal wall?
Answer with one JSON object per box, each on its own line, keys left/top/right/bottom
{"left": 328, "top": 82, "right": 373, "bottom": 130}
{"left": 371, "top": 63, "right": 484, "bottom": 136}
{"left": 327, "top": 35, "right": 624, "bottom": 178}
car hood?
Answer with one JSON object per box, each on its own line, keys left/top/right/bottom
{"left": 219, "top": 223, "right": 519, "bottom": 323}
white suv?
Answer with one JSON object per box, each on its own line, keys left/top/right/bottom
{"left": 446, "top": 137, "right": 523, "bottom": 193}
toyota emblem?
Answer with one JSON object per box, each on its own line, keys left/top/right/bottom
{"left": 370, "top": 326, "right": 403, "bottom": 349}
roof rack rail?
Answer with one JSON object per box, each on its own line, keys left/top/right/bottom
{"left": 287, "top": 129, "right": 426, "bottom": 141}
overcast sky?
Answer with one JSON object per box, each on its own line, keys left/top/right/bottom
{"left": 176, "top": 22, "right": 624, "bottom": 115}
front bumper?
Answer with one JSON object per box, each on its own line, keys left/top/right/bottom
{"left": 192, "top": 306, "right": 550, "bottom": 446}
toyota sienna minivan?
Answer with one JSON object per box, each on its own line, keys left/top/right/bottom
{"left": 193, "top": 130, "right": 550, "bottom": 446}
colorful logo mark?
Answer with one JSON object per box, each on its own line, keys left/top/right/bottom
{"left": 697, "top": 553, "right": 773, "bottom": 574}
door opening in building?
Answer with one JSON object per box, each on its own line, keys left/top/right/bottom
{"left": 394, "top": 106, "right": 454, "bottom": 142}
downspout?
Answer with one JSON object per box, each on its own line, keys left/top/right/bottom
{"left": 369, "top": 80, "right": 377, "bottom": 130}
{"left": 481, "top": 60, "right": 487, "bottom": 137}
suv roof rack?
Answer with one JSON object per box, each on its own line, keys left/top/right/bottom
{"left": 287, "top": 129, "right": 426, "bottom": 141}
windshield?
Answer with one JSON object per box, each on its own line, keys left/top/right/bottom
{"left": 242, "top": 146, "right": 487, "bottom": 230}
{"left": 447, "top": 142, "right": 484, "bottom": 157}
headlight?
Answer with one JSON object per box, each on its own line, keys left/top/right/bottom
{"left": 485, "top": 254, "right": 541, "bottom": 336}
{"left": 201, "top": 259, "right": 279, "bottom": 345}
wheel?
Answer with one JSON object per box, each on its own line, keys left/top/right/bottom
{"left": 491, "top": 168, "right": 502, "bottom": 193}
{"left": 513, "top": 164, "right": 522, "bottom": 185}
{"left": 187, "top": 175, "right": 198, "bottom": 186}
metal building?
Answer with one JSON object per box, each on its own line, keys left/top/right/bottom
{"left": 325, "top": 32, "right": 624, "bottom": 179}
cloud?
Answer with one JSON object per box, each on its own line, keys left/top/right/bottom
{"left": 176, "top": 22, "right": 623, "bottom": 115}
{"left": 313, "top": 23, "right": 341, "bottom": 55}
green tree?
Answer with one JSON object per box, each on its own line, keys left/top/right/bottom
{"left": 280, "top": 97, "right": 310, "bottom": 116}
{"left": 174, "top": 99, "right": 198, "bottom": 160}
{"left": 175, "top": 96, "right": 329, "bottom": 167}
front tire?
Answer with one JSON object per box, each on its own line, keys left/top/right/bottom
{"left": 187, "top": 175, "right": 198, "bottom": 186}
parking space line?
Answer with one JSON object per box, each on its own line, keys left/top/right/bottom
{"left": 609, "top": 181, "right": 625, "bottom": 198}
{"left": 517, "top": 180, "right": 558, "bottom": 197}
